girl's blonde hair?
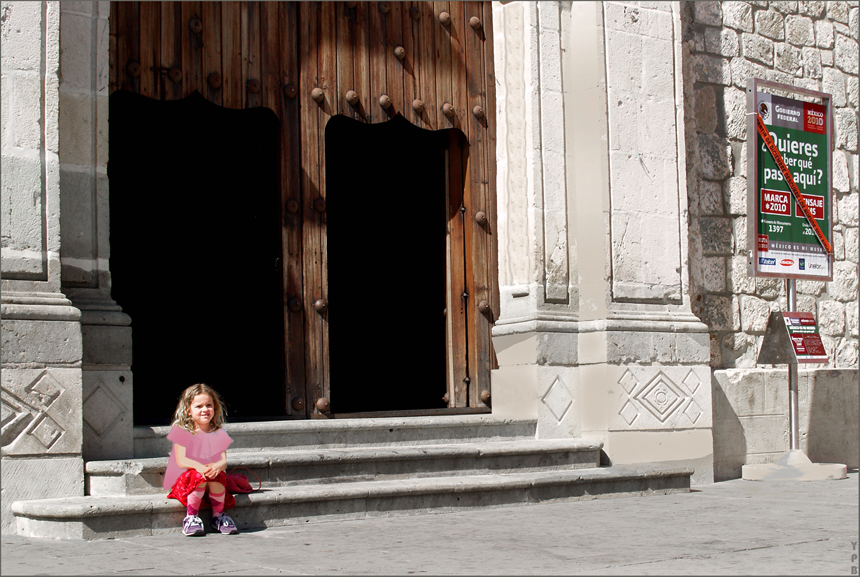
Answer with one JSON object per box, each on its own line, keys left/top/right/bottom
{"left": 171, "top": 383, "right": 227, "bottom": 433}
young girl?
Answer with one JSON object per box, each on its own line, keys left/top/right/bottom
{"left": 164, "top": 384, "right": 239, "bottom": 536}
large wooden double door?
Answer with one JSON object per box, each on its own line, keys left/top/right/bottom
{"left": 110, "top": 1, "right": 497, "bottom": 421}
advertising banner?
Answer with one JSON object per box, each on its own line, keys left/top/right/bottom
{"left": 747, "top": 80, "right": 833, "bottom": 281}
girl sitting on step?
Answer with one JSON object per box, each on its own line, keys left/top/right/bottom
{"left": 164, "top": 383, "right": 239, "bottom": 536}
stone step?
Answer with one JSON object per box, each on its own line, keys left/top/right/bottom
{"left": 14, "top": 464, "right": 693, "bottom": 540}
{"left": 132, "top": 415, "right": 537, "bottom": 458}
{"left": 86, "top": 439, "right": 603, "bottom": 497}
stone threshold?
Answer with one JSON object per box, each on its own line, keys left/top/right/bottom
{"left": 15, "top": 464, "right": 692, "bottom": 540}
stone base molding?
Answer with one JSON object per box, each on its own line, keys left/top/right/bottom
{"left": 1, "top": 291, "right": 85, "bottom": 535}
{"left": 492, "top": 313, "right": 714, "bottom": 483}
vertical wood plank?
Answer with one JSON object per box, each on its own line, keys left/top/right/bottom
{"left": 401, "top": 2, "right": 420, "bottom": 126}
{"left": 447, "top": 131, "right": 469, "bottom": 407}
{"left": 243, "top": 1, "right": 261, "bottom": 109}
{"left": 202, "top": 2, "right": 222, "bottom": 106}
{"left": 367, "top": 1, "right": 387, "bottom": 124}
{"left": 299, "top": 2, "right": 327, "bottom": 416}
{"left": 160, "top": 1, "right": 181, "bottom": 99}
{"left": 240, "top": 1, "right": 248, "bottom": 108}
{"left": 464, "top": 0, "right": 490, "bottom": 403}
{"left": 318, "top": 1, "right": 336, "bottom": 118}
{"left": 116, "top": 2, "right": 140, "bottom": 93}
{"left": 316, "top": 1, "right": 335, "bottom": 409}
{"left": 354, "top": 1, "right": 371, "bottom": 122}
{"left": 384, "top": 2, "right": 404, "bottom": 118}
{"left": 418, "top": 0, "right": 438, "bottom": 129}
{"left": 128, "top": 2, "right": 141, "bottom": 94}
{"left": 221, "top": 1, "right": 241, "bottom": 108}
{"left": 482, "top": 1, "right": 500, "bottom": 371}
{"left": 449, "top": 1, "right": 467, "bottom": 138}
{"left": 279, "top": 2, "right": 306, "bottom": 416}
{"left": 139, "top": 2, "right": 160, "bottom": 98}
{"left": 336, "top": 2, "right": 356, "bottom": 119}
{"left": 434, "top": 1, "right": 454, "bottom": 130}
{"left": 260, "top": 2, "right": 279, "bottom": 113}
{"left": 181, "top": 1, "right": 203, "bottom": 97}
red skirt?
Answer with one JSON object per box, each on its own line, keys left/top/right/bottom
{"left": 167, "top": 469, "right": 236, "bottom": 510}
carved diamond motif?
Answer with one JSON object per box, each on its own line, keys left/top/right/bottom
{"left": 83, "top": 383, "right": 127, "bottom": 437}
{"left": 25, "top": 372, "right": 64, "bottom": 409}
{"left": 618, "top": 400, "right": 639, "bottom": 425}
{"left": 684, "top": 398, "right": 704, "bottom": 424}
{"left": 634, "top": 373, "right": 686, "bottom": 423}
{"left": 682, "top": 369, "right": 702, "bottom": 396}
{"left": 30, "top": 414, "right": 64, "bottom": 449}
{"left": 542, "top": 377, "right": 573, "bottom": 422}
{"left": 618, "top": 369, "right": 639, "bottom": 395}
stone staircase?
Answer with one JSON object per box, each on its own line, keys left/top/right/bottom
{"left": 12, "top": 415, "right": 693, "bottom": 540}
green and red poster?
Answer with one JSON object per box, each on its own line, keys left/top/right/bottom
{"left": 747, "top": 80, "right": 833, "bottom": 281}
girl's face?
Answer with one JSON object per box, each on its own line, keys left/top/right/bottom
{"left": 188, "top": 393, "right": 215, "bottom": 432}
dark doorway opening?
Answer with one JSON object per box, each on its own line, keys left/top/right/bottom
{"left": 108, "top": 90, "right": 286, "bottom": 425}
{"left": 325, "top": 115, "right": 454, "bottom": 414}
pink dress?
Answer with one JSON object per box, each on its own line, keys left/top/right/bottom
{"left": 163, "top": 425, "right": 233, "bottom": 490}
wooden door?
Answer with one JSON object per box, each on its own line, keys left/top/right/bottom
{"left": 110, "top": 1, "right": 497, "bottom": 420}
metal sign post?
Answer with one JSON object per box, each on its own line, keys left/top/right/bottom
{"left": 744, "top": 79, "right": 845, "bottom": 481}
{"left": 785, "top": 278, "right": 799, "bottom": 452}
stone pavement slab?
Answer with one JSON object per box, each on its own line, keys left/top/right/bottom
{"left": 2, "top": 472, "right": 857, "bottom": 575}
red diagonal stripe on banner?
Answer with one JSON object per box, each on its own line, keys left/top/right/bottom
{"left": 755, "top": 112, "right": 832, "bottom": 254}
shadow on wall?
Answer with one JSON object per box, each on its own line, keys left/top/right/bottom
{"left": 711, "top": 379, "right": 747, "bottom": 482}
{"left": 806, "top": 370, "right": 860, "bottom": 469}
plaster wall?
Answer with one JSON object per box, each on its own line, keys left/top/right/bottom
{"left": 491, "top": 1, "right": 713, "bottom": 482}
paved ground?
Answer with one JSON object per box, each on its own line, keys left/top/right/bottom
{"left": 2, "top": 472, "right": 858, "bottom": 576}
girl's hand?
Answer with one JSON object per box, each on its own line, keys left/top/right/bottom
{"left": 203, "top": 463, "right": 225, "bottom": 479}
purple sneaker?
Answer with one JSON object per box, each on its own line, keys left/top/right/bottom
{"left": 211, "top": 514, "right": 238, "bottom": 535}
{"left": 182, "top": 515, "right": 205, "bottom": 536}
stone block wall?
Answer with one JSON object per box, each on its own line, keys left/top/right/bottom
{"left": 683, "top": 0, "right": 859, "bottom": 370}
{"left": 713, "top": 368, "right": 859, "bottom": 480}
{"left": 57, "top": 1, "right": 134, "bottom": 462}
{"left": 1, "top": 1, "right": 85, "bottom": 535}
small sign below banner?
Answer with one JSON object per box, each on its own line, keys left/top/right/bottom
{"left": 757, "top": 311, "right": 828, "bottom": 364}
{"left": 783, "top": 312, "right": 828, "bottom": 362}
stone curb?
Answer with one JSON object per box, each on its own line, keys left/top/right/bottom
{"left": 13, "top": 464, "right": 692, "bottom": 521}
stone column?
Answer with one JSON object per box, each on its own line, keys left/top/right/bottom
{"left": 1, "top": 1, "right": 85, "bottom": 534}
{"left": 58, "top": 1, "right": 133, "bottom": 461}
{"left": 491, "top": 1, "right": 713, "bottom": 482}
